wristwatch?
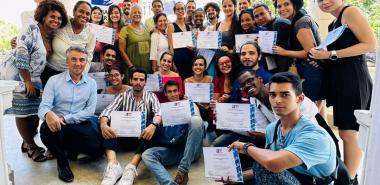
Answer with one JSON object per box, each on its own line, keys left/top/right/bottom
{"left": 243, "top": 143, "right": 255, "bottom": 154}
{"left": 330, "top": 50, "right": 338, "bottom": 61}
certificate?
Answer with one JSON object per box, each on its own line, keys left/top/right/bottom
{"left": 197, "top": 31, "right": 221, "bottom": 49}
{"left": 235, "top": 34, "right": 258, "bottom": 53}
{"left": 215, "top": 103, "right": 255, "bottom": 131}
{"left": 161, "top": 100, "right": 194, "bottom": 126}
{"left": 89, "top": 23, "right": 115, "bottom": 45}
{"left": 172, "top": 31, "right": 194, "bottom": 49}
{"left": 185, "top": 83, "right": 213, "bottom": 103}
{"left": 258, "top": 31, "right": 277, "bottom": 54}
{"left": 145, "top": 74, "right": 162, "bottom": 92}
{"left": 110, "top": 111, "right": 146, "bottom": 137}
{"left": 316, "top": 24, "right": 347, "bottom": 49}
{"left": 203, "top": 147, "right": 243, "bottom": 183}
{"left": 197, "top": 49, "right": 215, "bottom": 68}
{"left": 88, "top": 72, "right": 107, "bottom": 91}
{"left": 95, "top": 94, "right": 115, "bottom": 114}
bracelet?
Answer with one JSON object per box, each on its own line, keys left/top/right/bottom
{"left": 243, "top": 143, "right": 255, "bottom": 154}
{"left": 151, "top": 122, "right": 160, "bottom": 128}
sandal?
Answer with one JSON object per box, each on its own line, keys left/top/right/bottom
{"left": 27, "top": 146, "right": 48, "bottom": 162}
{"left": 21, "top": 142, "right": 45, "bottom": 153}
{"left": 45, "top": 149, "right": 55, "bottom": 160}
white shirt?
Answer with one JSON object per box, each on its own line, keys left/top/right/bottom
{"left": 150, "top": 31, "right": 168, "bottom": 68}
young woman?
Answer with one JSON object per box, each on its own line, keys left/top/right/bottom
{"left": 90, "top": 6, "right": 104, "bottom": 25}
{"left": 154, "top": 52, "right": 179, "bottom": 77}
{"left": 217, "top": 0, "right": 240, "bottom": 53}
{"left": 168, "top": 1, "right": 195, "bottom": 80}
{"left": 185, "top": 56, "right": 212, "bottom": 83}
{"left": 6, "top": 0, "right": 68, "bottom": 162}
{"left": 150, "top": 13, "right": 169, "bottom": 72}
{"left": 309, "top": 0, "right": 377, "bottom": 182}
{"left": 213, "top": 53, "right": 239, "bottom": 103}
{"left": 106, "top": 65, "right": 130, "bottom": 95}
{"left": 238, "top": 10, "right": 266, "bottom": 34}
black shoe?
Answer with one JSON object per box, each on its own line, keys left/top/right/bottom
{"left": 67, "top": 151, "right": 78, "bottom": 161}
{"left": 57, "top": 164, "right": 74, "bottom": 182}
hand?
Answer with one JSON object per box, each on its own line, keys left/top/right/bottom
{"left": 25, "top": 81, "right": 36, "bottom": 97}
{"left": 218, "top": 94, "right": 230, "bottom": 103}
{"left": 183, "top": 95, "right": 189, "bottom": 100}
{"left": 220, "top": 46, "right": 229, "bottom": 52}
{"left": 140, "top": 124, "right": 157, "bottom": 140}
{"left": 100, "top": 124, "right": 117, "bottom": 139}
{"left": 10, "top": 36, "right": 17, "bottom": 49}
{"left": 215, "top": 176, "right": 238, "bottom": 184}
{"left": 186, "top": 45, "right": 195, "bottom": 51}
{"left": 309, "top": 48, "right": 330, "bottom": 60}
{"left": 247, "top": 131, "right": 265, "bottom": 140}
{"left": 46, "top": 112, "right": 65, "bottom": 132}
{"left": 228, "top": 141, "right": 246, "bottom": 154}
{"left": 272, "top": 46, "right": 287, "bottom": 56}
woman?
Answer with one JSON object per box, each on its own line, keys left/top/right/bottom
{"left": 106, "top": 65, "right": 130, "bottom": 95}
{"left": 90, "top": 6, "right": 104, "bottom": 25}
{"left": 119, "top": 5, "right": 151, "bottom": 82}
{"left": 238, "top": 10, "right": 266, "bottom": 34}
{"left": 192, "top": 8, "right": 206, "bottom": 31}
{"left": 213, "top": 53, "right": 239, "bottom": 103}
{"left": 168, "top": 1, "right": 195, "bottom": 80}
{"left": 272, "top": 0, "right": 325, "bottom": 116}
{"left": 150, "top": 12, "right": 169, "bottom": 72}
{"left": 217, "top": 0, "right": 240, "bottom": 52}
{"left": 184, "top": 56, "right": 212, "bottom": 83}
{"left": 7, "top": 0, "right": 68, "bottom": 162}
{"left": 309, "top": 0, "right": 377, "bottom": 182}
{"left": 154, "top": 52, "right": 179, "bottom": 77}
{"left": 41, "top": 0, "right": 95, "bottom": 86}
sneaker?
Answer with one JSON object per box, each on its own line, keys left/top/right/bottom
{"left": 117, "top": 164, "right": 138, "bottom": 185}
{"left": 101, "top": 163, "right": 123, "bottom": 185}
{"left": 174, "top": 171, "right": 188, "bottom": 185}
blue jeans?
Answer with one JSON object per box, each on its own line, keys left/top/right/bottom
{"left": 142, "top": 116, "right": 204, "bottom": 185}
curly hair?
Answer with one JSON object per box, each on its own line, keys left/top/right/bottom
{"left": 34, "top": 0, "right": 68, "bottom": 28}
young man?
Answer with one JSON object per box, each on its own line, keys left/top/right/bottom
{"left": 253, "top": 4, "right": 292, "bottom": 72}
{"left": 142, "top": 80, "right": 204, "bottom": 185}
{"left": 121, "top": 0, "right": 132, "bottom": 25}
{"left": 239, "top": 0, "right": 251, "bottom": 11}
{"left": 39, "top": 47, "right": 103, "bottom": 182}
{"left": 99, "top": 68, "right": 162, "bottom": 185}
{"left": 89, "top": 45, "right": 118, "bottom": 73}
{"left": 185, "top": 0, "right": 196, "bottom": 26}
{"left": 145, "top": 0, "right": 163, "bottom": 32}
{"left": 204, "top": 2, "right": 219, "bottom": 27}
{"left": 229, "top": 72, "right": 336, "bottom": 184}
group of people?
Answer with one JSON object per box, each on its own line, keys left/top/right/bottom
{"left": 3, "top": 0, "right": 377, "bottom": 184}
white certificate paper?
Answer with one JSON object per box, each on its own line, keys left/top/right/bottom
{"left": 203, "top": 147, "right": 243, "bottom": 183}
{"left": 215, "top": 103, "right": 255, "bottom": 131}
{"left": 145, "top": 74, "right": 162, "bottom": 92}
{"left": 258, "top": 31, "right": 277, "bottom": 54}
{"left": 89, "top": 23, "right": 115, "bottom": 45}
{"left": 172, "top": 31, "right": 193, "bottom": 49}
{"left": 235, "top": 34, "right": 258, "bottom": 53}
{"left": 95, "top": 94, "right": 115, "bottom": 114}
{"left": 88, "top": 72, "right": 107, "bottom": 91}
{"left": 185, "top": 83, "right": 213, "bottom": 103}
{"left": 197, "top": 31, "right": 220, "bottom": 49}
{"left": 316, "top": 24, "right": 347, "bottom": 49}
{"left": 161, "top": 100, "right": 194, "bottom": 126}
{"left": 110, "top": 111, "right": 146, "bottom": 137}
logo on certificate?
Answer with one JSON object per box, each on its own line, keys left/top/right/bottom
{"left": 216, "top": 148, "right": 222, "bottom": 153}
{"left": 125, "top": 112, "right": 132, "bottom": 116}
{"left": 232, "top": 105, "right": 239, "bottom": 109}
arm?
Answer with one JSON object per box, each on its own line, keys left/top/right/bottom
{"left": 119, "top": 26, "right": 134, "bottom": 68}
{"left": 63, "top": 80, "right": 97, "bottom": 123}
{"left": 99, "top": 92, "right": 126, "bottom": 139}
{"left": 140, "top": 93, "right": 162, "bottom": 140}
{"left": 150, "top": 33, "right": 159, "bottom": 72}
{"left": 167, "top": 24, "right": 175, "bottom": 53}
{"left": 273, "top": 28, "right": 315, "bottom": 59}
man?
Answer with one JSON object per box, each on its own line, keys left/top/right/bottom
{"left": 145, "top": 0, "right": 163, "bottom": 32}
{"left": 99, "top": 68, "right": 161, "bottom": 185}
{"left": 239, "top": 0, "right": 251, "bottom": 11}
{"left": 229, "top": 72, "right": 336, "bottom": 184}
{"left": 185, "top": 0, "right": 196, "bottom": 26}
{"left": 89, "top": 45, "right": 118, "bottom": 73}
{"left": 39, "top": 47, "right": 103, "bottom": 182}
{"left": 121, "top": 0, "right": 132, "bottom": 25}
{"left": 230, "top": 41, "right": 272, "bottom": 103}
{"left": 253, "top": 4, "right": 292, "bottom": 72}
{"left": 142, "top": 80, "right": 204, "bottom": 185}
{"left": 204, "top": 2, "right": 219, "bottom": 27}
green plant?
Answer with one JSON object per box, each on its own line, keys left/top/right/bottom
{"left": 0, "top": 20, "right": 19, "bottom": 52}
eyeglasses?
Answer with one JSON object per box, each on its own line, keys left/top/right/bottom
{"left": 108, "top": 73, "right": 121, "bottom": 78}
{"left": 218, "top": 59, "right": 232, "bottom": 66}
{"left": 241, "top": 77, "right": 255, "bottom": 87}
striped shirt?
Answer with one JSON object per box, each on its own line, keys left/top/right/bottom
{"left": 100, "top": 90, "right": 161, "bottom": 123}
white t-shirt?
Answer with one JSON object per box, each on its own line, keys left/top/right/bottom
{"left": 149, "top": 31, "right": 168, "bottom": 66}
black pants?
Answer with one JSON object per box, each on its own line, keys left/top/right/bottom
{"left": 41, "top": 66, "right": 62, "bottom": 87}
{"left": 40, "top": 120, "right": 104, "bottom": 166}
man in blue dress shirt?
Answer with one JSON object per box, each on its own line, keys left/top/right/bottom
{"left": 39, "top": 46, "right": 103, "bottom": 183}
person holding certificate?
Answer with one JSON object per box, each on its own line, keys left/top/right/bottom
{"left": 150, "top": 12, "right": 169, "bottom": 72}
{"left": 154, "top": 52, "right": 180, "bottom": 77}
{"left": 99, "top": 68, "right": 162, "bottom": 185}
{"left": 272, "top": 0, "right": 326, "bottom": 121}
{"left": 309, "top": 1, "right": 377, "bottom": 182}
{"left": 228, "top": 72, "right": 336, "bottom": 184}
{"left": 168, "top": 1, "right": 195, "bottom": 80}
{"left": 105, "top": 65, "right": 131, "bottom": 95}
{"left": 142, "top": 80, "right": 204, "bottom": 185}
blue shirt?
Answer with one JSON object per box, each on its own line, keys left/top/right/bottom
{"left": 265, "top": 116, "right": 336, "bottom": 178}
{"left": 38, "top": 70, "right": 97, "bottom": 124}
